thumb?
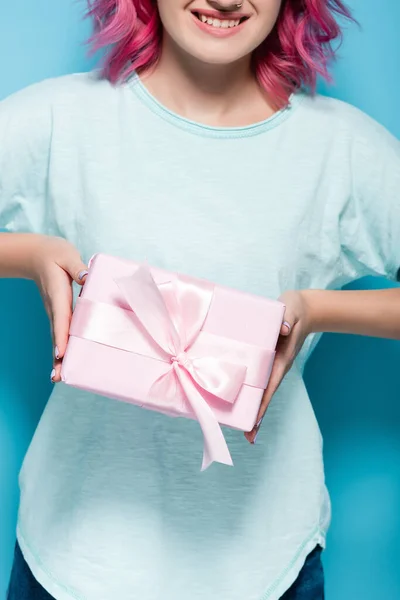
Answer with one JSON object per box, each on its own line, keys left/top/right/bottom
{"left": 280, "top": 318, "right": 292, "bottom": 337}
{"left": 71, "top": 264, "right": 89, "bottom": 285}
{"left": 60, "top": 255, "right": 89, "bottom": 286}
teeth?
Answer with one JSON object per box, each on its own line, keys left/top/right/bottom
{"left": 197, "top": 13, "right": 242, "bottom": 28}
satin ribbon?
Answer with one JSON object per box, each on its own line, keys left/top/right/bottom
{"left": 70, "top": 265, "right": 276, "bottom": 469}
{"left": 113, "top": 265, "right": 247, "bottom": 470}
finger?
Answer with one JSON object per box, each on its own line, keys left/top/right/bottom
{"left": 245, "top": 354, "right": 287, "bottom": 443}
{"left": 75, "top": 268, "right": 89, "bottom": 285}
{"left": 50, "top": 360, "right": 63, "bottom": 384}
{"left": 258, "top": 354, "right": 288, "bottom": 417}
{"left": 38, "top": 288, "right": 57, "bottom": 351}
{"left": 244, "top": 358, "right": 287, "bottom": 444}
{"left": 280, "top": 305, "right": 296, "bottom": 336}
{"left": 246, "top": 331, "right": 298, "bottom": 443}
{"left": 280, "top": 320, "right": 292, "bottom": 336}
{"left": 48, "top": 273, "right": 74, "bottom": 362}
{"left": 57, "top": 253, "right": 89, "bottom": 286}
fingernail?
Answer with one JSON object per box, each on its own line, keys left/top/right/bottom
{"left": 251, "top": 416, "right": 264, "bottom": 444}
{"left": 78, "top": 270, "right": 89, "bottom": 281}
{"left": 282, "top": 320, "right": 291, "bottom": 333}
{"left": 50, "top": 369, "right": 56, "bottom": 382}
{"left": 55, "top": 346, "right": 60, "bottom": 360}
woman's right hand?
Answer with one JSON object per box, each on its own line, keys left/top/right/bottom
{"left": 30, "top": 235, "right": 88, "bottom": 383}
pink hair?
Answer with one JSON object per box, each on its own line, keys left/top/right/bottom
{"left": 86, "top": 0, "right": 354, "bottom": 107}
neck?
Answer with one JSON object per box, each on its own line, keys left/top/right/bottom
{"left": 140, "top": 34, "right": 276, "bottom": 127}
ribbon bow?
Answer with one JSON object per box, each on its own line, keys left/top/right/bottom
{"left": 115, "top": 265, "right": 247, "bottom": 470}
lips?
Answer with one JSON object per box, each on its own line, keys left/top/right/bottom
{"left": 194, "top": 12, "right": 244, "bottom": 28}
{"left": 191, "top": 8, "right": 250, "bottom": 20}
{"left": 190, "top": 6, "right": 250, "bottom": 37}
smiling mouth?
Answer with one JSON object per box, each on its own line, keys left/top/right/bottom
{"left": 192, "top": 11, "right": 249, "bottom": 29}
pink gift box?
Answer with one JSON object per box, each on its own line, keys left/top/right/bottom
{"left": 62, "top": 254, "right": 285, "bottom": 470}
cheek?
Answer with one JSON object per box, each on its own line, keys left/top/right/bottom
{"left": 263, "top": 0, "right": 283, "bottom": 17}
{"left": 157, "top": 0, "right": 185, "bottom": 37}
{"left": 242, "top": 21, "right": 276, "bottom": 55}
{"left": 256, "top": 1, "right": 282, "bottom": 36}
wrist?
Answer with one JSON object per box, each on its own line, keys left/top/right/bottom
{"left": 25, "top": 234, "right": 50, "bottom": 281}
{"left": 0, "top": 232, "right": 47, "bottom": 280}
{"left": 299, "top": 288, "right": 325, "bottom": 334}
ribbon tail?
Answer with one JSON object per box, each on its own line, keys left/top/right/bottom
{"left": 174, "top": 366, "right": 233, "bottom": 471}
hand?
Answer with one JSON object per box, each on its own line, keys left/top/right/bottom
{"left": 30, "top": 235, "right": 88, "bottom": 383}
{"left": 244, "top": 289, "right": 313, "bottom": 444}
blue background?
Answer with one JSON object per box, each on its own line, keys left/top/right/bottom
{"left": 0, "top": 0, "right": 399, "bottom": 598}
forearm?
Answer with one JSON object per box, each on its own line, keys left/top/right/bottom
{"left": 0, "top": 232, "right": 43, "bottom": 279}
{"left": 302, "top": 288, "right": 400, "bottom": 340}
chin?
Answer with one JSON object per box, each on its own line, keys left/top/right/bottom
{"left": 182, "top": 43, "right": 252, "bottom": 66}
{"left": 195, "top": 54, "right": 247, "bottom": 65}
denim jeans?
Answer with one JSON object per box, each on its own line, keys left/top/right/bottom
{"left": 281, "top": 545, "right": 324, "bottom": 599}
{"left": 7, "top": 542, "right": 324, "bottom": 599}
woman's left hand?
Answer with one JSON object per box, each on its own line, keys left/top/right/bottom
{"left": 244, "top": 289, "right": 313, "bottom": 444}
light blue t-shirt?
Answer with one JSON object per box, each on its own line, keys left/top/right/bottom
{"left": 1, "top": 71, "right": 399, "bottom": 600}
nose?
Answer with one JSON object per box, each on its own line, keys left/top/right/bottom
{"left": 206, "top": 0, "right": 243, "bottom": 12}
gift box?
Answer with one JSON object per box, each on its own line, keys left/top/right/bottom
{"left": 62, "top": 254, "right": 285, "bottom": 470}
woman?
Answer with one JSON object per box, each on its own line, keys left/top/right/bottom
{"left": 2, "top": 0, "right": 400, "bottom": 598}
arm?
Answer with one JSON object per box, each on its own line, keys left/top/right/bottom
{"left": 305, "top": 108, "right": 400, "bottom": 341}
{"left": 0, "top": 83, "right": 87, "bottom": 380}
{"left": 247, "top": 109, "right": 400, "bottom": 442}
{"left": 246, "top": 285, "right": 400, "bottom": 443}
{"left": 0, "top": 231, "right": 87, "bottom": 283}
{"left": 0, "top": 230, "right": 88, "bottom": 381}
{"left": 0, "top": 232, "right": 47, "bottom": 279}
{"left": 302, "top": 287, "right": 400, "bottom": 340}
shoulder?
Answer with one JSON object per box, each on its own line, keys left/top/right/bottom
{"left": 296, "top": 92, "right": 398, "bottom": 152}
{"left": 0, "top": 71, "right": 123, "bottom": 117}
{"left": 0, "top": 72, "right": 126, "bottom": 151}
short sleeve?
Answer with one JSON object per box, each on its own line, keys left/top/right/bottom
{"left": 0, "top": 81, "right": 54, "bottom": 234}
{"left": 339, "top": 112, "right": 400, "bottom": 282}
